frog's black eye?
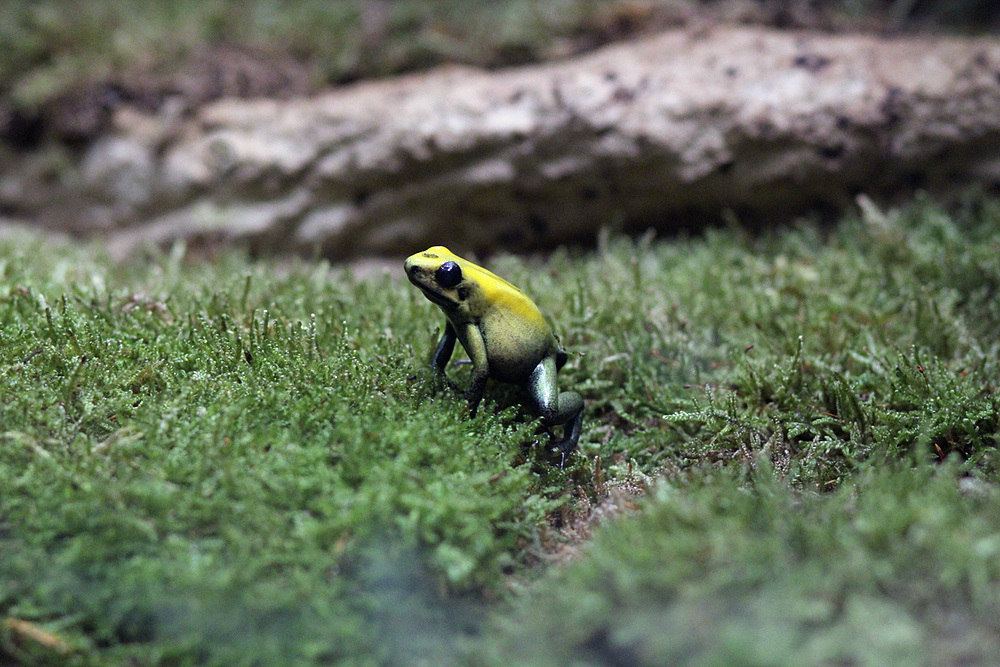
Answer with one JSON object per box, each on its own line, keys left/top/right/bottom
{"left": 436, "top": 261, "right": 463, "bottom": 288}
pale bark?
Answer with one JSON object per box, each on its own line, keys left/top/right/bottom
{"left": 7, "top": 27, "right": 1000, "bottom": 257}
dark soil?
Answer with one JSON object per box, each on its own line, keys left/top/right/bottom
{"left": 2, "top": 46, "right": 315, "bottom": 149}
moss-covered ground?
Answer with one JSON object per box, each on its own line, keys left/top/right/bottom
{"left": 2, "top": 193, "right": 1000, "bottom": 665}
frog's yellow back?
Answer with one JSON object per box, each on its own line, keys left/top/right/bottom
{"left": 427, "top": 246, "right": 548, "bottom": 330}
{"left": 423, "top": 246, "right": 517, "bottom": 290}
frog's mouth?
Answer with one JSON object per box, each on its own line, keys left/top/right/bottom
{"left": 415, "top": 285, "right": 456, "bottom": 310}
{"left": 406, "top": 269, "right": 457, "bottom": 309}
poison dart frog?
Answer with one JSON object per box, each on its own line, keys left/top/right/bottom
{"left": 404, "top": 246, "right": 583, "bottom": 458}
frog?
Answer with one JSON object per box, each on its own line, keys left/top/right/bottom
{"left": 404, "top": 246, "right": 583, "bottom": 459}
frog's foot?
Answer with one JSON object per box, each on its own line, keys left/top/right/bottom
{"left": 429, "top": 369, "right": 458, "bottom": 393}
{"left": 550, "top": 441, "right": 571, "bottom": 468}
{"left": 551, "top": 398, "right": 583, "bottom": 459}
{"left": 548, "top": 434, "right": 579, "bottom": 468}
{"left": 537, "top": 411, "right": 581, "bottom": 467}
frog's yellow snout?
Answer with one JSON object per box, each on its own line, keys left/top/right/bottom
{"left": 403, "top": 267, "right": 417, "bottom": 286}
{"left": 403, "top": 258, "right": 423, "bottom": 281}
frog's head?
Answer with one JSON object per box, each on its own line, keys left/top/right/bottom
{"left": 404, "top": 246, "right": 470, "bottom": 313}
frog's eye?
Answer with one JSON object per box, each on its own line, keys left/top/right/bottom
{"left": 436, "top": 261, "right": 463, "bottom": 288}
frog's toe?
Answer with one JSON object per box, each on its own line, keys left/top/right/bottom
{"left": 546, "top": 435, "right": 577, "bottom": 467}
{"left": 550, "top": 443, "right": 571, "bottom": 468}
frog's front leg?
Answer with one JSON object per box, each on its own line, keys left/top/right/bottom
{"left": 457, "top": 322, "right": 490, "bottom": 417}
{"left": 528, "top": 356, "right": 584, "bottom": 459}
{"left": 432, "top": 320, "right": 458, "bottom": 374}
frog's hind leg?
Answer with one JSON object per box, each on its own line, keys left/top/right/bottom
{"left": 528, "top": 357, "right": 584, "bottom": 462}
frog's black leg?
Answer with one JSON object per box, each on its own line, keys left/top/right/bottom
{"left": 432, "top": 320, "right": 458, "bottom": 374}
{"left": 528, "top": 357, "right": 584, "bottom": 464}
{"left": 458, "top": 322, "right": 490, "bottom": 418}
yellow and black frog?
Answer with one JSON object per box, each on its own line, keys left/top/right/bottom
{"left": 405, "top": 246, "right": 583, "bottom": 459}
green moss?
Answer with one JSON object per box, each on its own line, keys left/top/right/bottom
{"left": 1, "top": 192, "right": 1000, "bottom": 663}
{"left": 0, "top": 233, "right": 561, "bottom": 664}
{"left": 481, "top": 463, "right": 1000, "bottom": 666}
